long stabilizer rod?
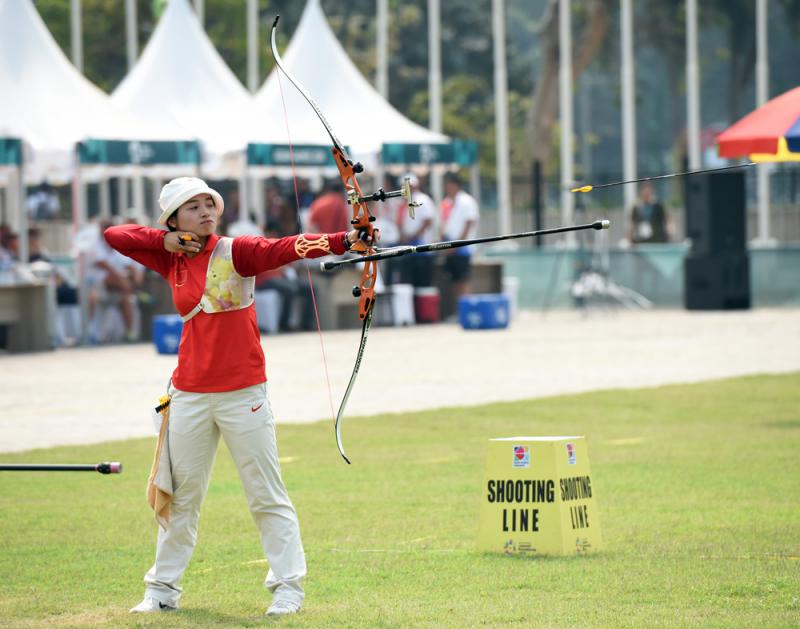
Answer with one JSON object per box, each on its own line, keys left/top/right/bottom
{"left": 322, "top": 219, "right": 610, "bottom": 271}
{"left": 0, "top": 462, "right": 123, "bottom": 474}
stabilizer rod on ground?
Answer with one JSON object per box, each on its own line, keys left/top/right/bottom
{"left": 0, "top": 462, "right": 123, "bottom": 474}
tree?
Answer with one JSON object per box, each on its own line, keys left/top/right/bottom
{"left": 35, "top": 0, "right": 160, "bottom": 93}
{"left": 525, "top": 0, "right": 612, "bottom": 179}
{"left": 30, "top": 0, "right": 799, "bottom": 194}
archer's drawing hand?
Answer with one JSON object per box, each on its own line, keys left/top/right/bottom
{"left": 164, "top": 231, "right": 202, "bottom": 255}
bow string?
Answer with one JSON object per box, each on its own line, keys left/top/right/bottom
{"left": 272, "top": 16, "right": 417, "bottom": 464}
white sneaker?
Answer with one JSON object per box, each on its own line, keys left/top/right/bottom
{"left": 129, "top": 596, "right": 177, "bottom": 613}
{"left": 266, "top": 599, "right": 301, "bottom": 617}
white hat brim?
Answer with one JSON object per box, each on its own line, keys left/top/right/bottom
{"left": 157, "top": 184, "right": 224, "bottom": 226}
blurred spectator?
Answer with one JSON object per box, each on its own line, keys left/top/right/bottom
{"left": 54, "top": 261, "right": 80, "bottom": 346}
{"left": 86, "top": 219, "right": 142, "bottom": 342}
{"left": 295, "top": 178, "right": 315, "bottom": 211}
{"left": 307, "top": 179, "right": 349, "bottom": 234}
{"left": 372, "top": 175, "right": 403, "bottom": 285}
{"left": 0, "top": 226, "right": 17, "bottom": 345}
{"left": 219, "top": 188, "right": 240, "bottom": 235}
{"left": 26, "top": 183, "right": 60, "bottom": 220}
{"left": 399, "top": 174, "right": 436, "bottom": 287}
{"left": 23, "top": 227, "right": 81, "bottom": 346}
{"left": 294, "top": 178, "right": 315, "bottom": 232}
{"left": 0, "top": 226, "right": 14, "bottom": 349}
{"left": 254, "top": 225, "right": 315, "bottom": 332}
{"left": 440, "top": 172, "right": 479, "bottom": 301}
{"left": 0, "top": 225, "right": 18, "bottom": 263}
{"left": 227, "top": 215, "right": 263, "bottom": 238}
{"left": 628, "top": 182, "right": 671, "bottom": 244}
{"left": 119, "top": 216, "right": 150, "bottom": 303}
{"left": 255, "top": 266, "right": 315, "bottom": 333}
{"left": 266, "top": 182, "right": 297, "bottom": 236}
{"left": 26, "top": 228, "right": 48, "bottom": 262}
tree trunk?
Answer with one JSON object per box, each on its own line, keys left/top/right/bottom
{"left": 727, "top": 15, "right": 755, "bottom": 123}
{"left": 525, "top": 0, "right": 611, "bottom": 177}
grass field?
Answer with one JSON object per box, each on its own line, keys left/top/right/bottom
{"left": 1, "top": 373, "right": 799, "bottom": 628}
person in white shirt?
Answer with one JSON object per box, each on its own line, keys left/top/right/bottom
{"left": 87, "top": 219, "right": 143, "bottom": 341}
{"left": 26, "top": 183, "right": 60, "bottom": 220}
{"left": 440, "top": 172, "right": 479, "bottom": 300}
{"left": 226, "top": 217, "right": 263, "bottom": 238}
{"left": 399, "top": 174, "right": 437, "bottom": 287}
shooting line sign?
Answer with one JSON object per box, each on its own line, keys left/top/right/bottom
{"left": 478, "top": 437, "right": 602, "bottom": 555}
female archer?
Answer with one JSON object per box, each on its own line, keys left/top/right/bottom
{"left": 105, "top": 176, "right": 376, "bottom": 617}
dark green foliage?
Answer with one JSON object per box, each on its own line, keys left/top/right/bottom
{"left": 30, "top": 1, "right": 800, "bottom": 192}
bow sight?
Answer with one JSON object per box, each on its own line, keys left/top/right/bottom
{"left": 358, "top": 177, "right": 421, "bottom": 220}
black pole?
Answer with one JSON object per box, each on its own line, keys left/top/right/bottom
{"left": 0, "top": 462, "right": 122, "bottom": 474}
{"left": 533, "top": 160, "right": 543, "bottom": 248}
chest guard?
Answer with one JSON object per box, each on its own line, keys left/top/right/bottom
{"left": 181, "top": 237, "right": 255, "bottom": 323}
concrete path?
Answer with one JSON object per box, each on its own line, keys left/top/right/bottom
{"left": 1, "top": 308, "right": 798, "bottom": 453}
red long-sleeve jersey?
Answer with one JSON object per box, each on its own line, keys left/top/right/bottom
{"left": 105, "top": 225, "right": 347, "bottom": 392}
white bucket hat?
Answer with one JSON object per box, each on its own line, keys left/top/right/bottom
{"left": 157, "top": 177, "right": 224, "bottom": 226}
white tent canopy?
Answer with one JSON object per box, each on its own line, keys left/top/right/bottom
{"left": 111, "top": 0, "right": 259, "bottom": 173}
{"left": 0, "top": 0, "right": 177, "bottom": 184}
{"left": 253, "top": 0, "right": 449, "bottom": 156}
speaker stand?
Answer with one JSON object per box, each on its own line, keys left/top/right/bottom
{"left": 569, "top": 200, "right": 652, "bottom": 315}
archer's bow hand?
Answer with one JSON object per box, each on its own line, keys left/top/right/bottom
{"left": 346, "top": 227, "right": 381, "bottom": 250}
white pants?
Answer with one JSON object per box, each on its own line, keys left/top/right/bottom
{"left": 143, "top": 383, "right": 306, "bottom": 607}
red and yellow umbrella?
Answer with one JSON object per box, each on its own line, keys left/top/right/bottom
{"left": 717, "top": 86, "right": 800, "bottom": 162}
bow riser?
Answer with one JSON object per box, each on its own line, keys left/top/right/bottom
{"left": 330, "top": 145, "right": 377, "bottom": 321}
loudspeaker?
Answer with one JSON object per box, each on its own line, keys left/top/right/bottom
{"left": 685, "top": 171, "right": 747, "bottom": 256}
{"left": 684, "top": 253, "right": 750, "bottom": 310}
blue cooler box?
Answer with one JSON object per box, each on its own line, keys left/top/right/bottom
{"left": 458, "top": 294, "right": 510, "bottom": 330}
{"left": 152, "top": 314, "right": 183, "bottom": 354}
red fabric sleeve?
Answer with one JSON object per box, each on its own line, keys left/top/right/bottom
{"left": 103, "top": 225, "right": 173, "bottom": 278}
{"left": 232, "top": 231, "right": 349, "bottom": 277}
